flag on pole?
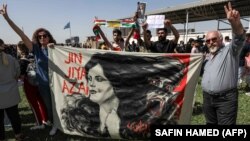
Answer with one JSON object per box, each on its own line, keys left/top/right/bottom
{"left": 93, "top": 25, "right": 101, "bottom": 41}
{"left": 93, "top": 19, "right": 137, "bottom": 28}
{"left": 64, "top": 22, "right": 70, "bottom": 29}
{"left": 106, "top": 20, "right": 121, "bottom": 28}
{"left": 94, "top": 20, "right": 107, "bottom": 26}
{"left": 121, "top": 19, "right": 136, "bottom": 28}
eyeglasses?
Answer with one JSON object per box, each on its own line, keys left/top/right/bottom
{"left": 38, "top": 34, "right": 48, "bottom": 39}
{"left": 205, "top": 37, "right": 217, "bottom": 44}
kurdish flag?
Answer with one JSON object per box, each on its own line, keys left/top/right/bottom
{"left": 94, "top": 19, "right": 136, "bottom": 28}
{"left": 93, "top": 25, "right": 101, "bottom": 41}
{"left": 121, "top": 19, "right": 136, "bottom": 28}
{"left": 94, "top": 20, "right": 106, "bottom": 26}
{"left": 106, "top": 20, "right": 121, "bottom": 28}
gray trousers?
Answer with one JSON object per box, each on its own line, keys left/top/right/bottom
{"left": 202, "top": 88, "right": 238, "bottom": 125}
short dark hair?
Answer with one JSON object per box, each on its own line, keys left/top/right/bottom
{"left": 0, "top": 38, "right": 4, "bottom": 45}
{"left": 17, "top": 41, "right": 29, "bottom": 55}
{"left": 146, "top": 30, "right": 151, "bottom": 35}
{"left": 113, "top": 29, "right": 122, "bottom": 36}
{"left": 157, "top": 28, "right": 168, "bottom": 33}
{"left": 188, "top": 38, "right": 194, "bottom": 43}
{"left": 225, "top": 36, "right": 230, "bottom": 40}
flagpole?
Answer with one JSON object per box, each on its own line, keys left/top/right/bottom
{"left": 69, "top": 26, "right": 72, "bottom": 45}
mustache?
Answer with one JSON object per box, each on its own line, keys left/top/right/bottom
{"left": 208, "top": 43, "right": 217, "bottom": 47}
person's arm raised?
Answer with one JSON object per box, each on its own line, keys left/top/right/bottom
{"left": 224, "top": 2, "right": 244, "bottom": 35}
{"left": 142, "top": 23, "right": 152, "bottom": 47}
{"left": 0, "top": 4, "right": 33, "bottom": 51}
{"left": 125, "top": 13, "right": 138, "bottom": 50}
{"left": 94, "top": 25, "right": 112, "bottom": 50}
{"left": 125, "top": 28, "right": 135, "bottom": 50}
{"left": 164, "top": 19, "right": 180, "bottom": 44}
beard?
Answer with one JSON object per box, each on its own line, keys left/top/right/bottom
{"left": 158, "top": 36, "right": 166, "bottom": 42}
{"left": 209, "top": 46, "right": 218, "bottom": 54}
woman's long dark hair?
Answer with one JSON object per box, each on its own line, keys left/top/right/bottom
{"left": 32, "top": 28, "right": 56, "bottom": 46}
{"left": 61, "top": 95, "right": 108, "bottom": 136}
{"left": 85, "top": 53, "right": 185, "bottom": 139}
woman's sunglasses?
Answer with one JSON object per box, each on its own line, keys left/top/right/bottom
{"left": 38, "top": 34, "right": 48, "bottom": 39}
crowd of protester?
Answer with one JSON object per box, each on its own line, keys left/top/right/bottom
{"left": 0, "top": 1, "right": 250, "bottom": 140}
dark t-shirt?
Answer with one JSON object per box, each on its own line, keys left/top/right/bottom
{"left": 149, "top": 39, "right": 177, "bottom": 53}
{"left": 19, "top": 58, "right": 30, "bottom": 76}
{"left": 239, "top": 43, "right": 250, "bottom": 66}
{"left": 185, "top": 44, "right": 192, "bottom": 53}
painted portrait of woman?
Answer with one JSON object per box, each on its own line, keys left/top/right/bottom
{"left": 137, "top": 2, "right": 146, "bottom": 25}
{"left": 61, "top": 52, "right": 186, "bottom": 139}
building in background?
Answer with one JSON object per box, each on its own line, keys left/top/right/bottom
{"left": 65, "top": 36, "right": 80, "bottom": 45}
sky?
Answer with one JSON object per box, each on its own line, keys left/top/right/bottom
{"left": 0, "top": 0, "right": 249, "bottom": 44}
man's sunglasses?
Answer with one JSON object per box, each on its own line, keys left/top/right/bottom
{"left": 205, "top": 37, "right": 217, "bottom": 44}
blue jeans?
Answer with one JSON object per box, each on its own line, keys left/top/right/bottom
{"left": 202, "top": 89, "right": 238, "bottom": 125}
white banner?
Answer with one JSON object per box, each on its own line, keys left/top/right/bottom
{"left": 146, "top": 15, "right": 165, "bottom": 29}
{"left": 48, "top": 46, "right": 203, "bottom": 139}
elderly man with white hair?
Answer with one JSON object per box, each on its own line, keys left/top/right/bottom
{"left": 201, "top": 2, "right": 246, "bottom": 125}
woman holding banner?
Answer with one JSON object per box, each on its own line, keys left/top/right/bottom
{"left": 17, "top": 41, "right": 48, "bottom": 130}
{"left": 61, "top": 53, "right": 186, "bottom": 139}
{"left": 1, "top": 4, "right": 57, "bottom": 135}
